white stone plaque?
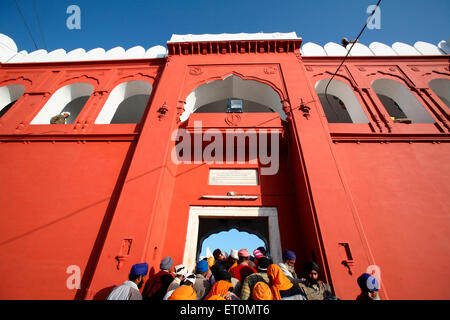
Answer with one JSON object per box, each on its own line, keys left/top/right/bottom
{"left": 209, "top": 169, "right": 259, "bottom": 186}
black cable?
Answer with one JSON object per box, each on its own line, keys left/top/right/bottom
{"left": 32, "top": 0, "right": 47, "bottom": 50}
{"left": 13, "top": 0, "right": 39, "bottom": 50}
{"left": 324, "top": 0, "right": 382, "bottom": 107}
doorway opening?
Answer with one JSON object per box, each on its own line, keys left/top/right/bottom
{"left": 183, "top": 206, "right": 282, "bottom": 272}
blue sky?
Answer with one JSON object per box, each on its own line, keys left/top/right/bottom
{"left": 0, "top": 0, "right": 449, "bottom": 53}
{"left": 200, "top": 229, "right": 266, "bottom": 260}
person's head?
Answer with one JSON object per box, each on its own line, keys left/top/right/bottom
{"left": 229, "top": 249, "right": 238, "bottom": 263}
{"left": 256, "top": 257, "right": 272, "bottom": 273}
{"left": 62, "top": 112, "right": 70, "bottom": 118}
{"left": 357, "top": 273, "right": 379, "bottom": 300}
{"left": 238, "top": 249, "right": 250, "bottom": 264}
{"left": 160, "top": 256, "right": 174, "bottom": 272}
{"left": 196, "top": 259, "right": 209, "bottom": 276}
{"left": 253, "top": 281, "right": 273, "bottom": 300}
{"left": 169, "top": 279, "right": 197, "bottom": 300}
{"left": 257, "top": 246, "right": 267, "bottom": 256}
{"left": 181, "top": 273, "right": 196, "bottom": 287}
{"left": 303, "top": 261, "right": 320, "bottom": 284}
{"left": 128, "top": 262, "right": 148, "bottom": 289}
{"left": 282, "top": 250, "right": 296, "bottom": 268}
{"left": 174, "top": 264, "right": 187, "bottom": 279}
{"left": 253, "top": 249, "right": 264, "bottom": 260}
{"left": 211, "top": 263, "right": 232, "bottom": 282}
{"left": 213, "top": 249, "right": 225, "bottom": 261}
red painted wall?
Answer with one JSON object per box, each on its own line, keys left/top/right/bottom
{"left": 0, "top": 38, "right": 449, "bottom": 300}
{"left": 0, "top": 141, "right": 133, "bottom": 299}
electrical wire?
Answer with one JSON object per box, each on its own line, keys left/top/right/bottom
{"left": 32, "top": 0, "right": 47, "bottom": 50}
{"left": 324, "top": 0, "right": 382, "bottom": 107}
{"left": 13, "top": 0, "right": 39, "bottom": 51}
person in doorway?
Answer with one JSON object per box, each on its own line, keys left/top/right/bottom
{"left": 193, "top": 259, "right": 212, "bottom": 300}
{"left": 356, "top": 273, "right": 380, "bottom": 300}
{"left": 168, "top": 273, "right": 197, "bottom": 300}
{"left": 225, "top": 249, "right": 239, "bottom": 271}
{"left": 50, "top": 112, "right": 70, "bottom": 124}
{"left": 298, "top": 261, "right": 335, "bottom": 300}
{"left": 253, "top": 248, "right": 264, "bottom": 268}
{"left": 142, "top": 256, "right": 174, "bottom": 300}
{"left": 211, "top": 260, "right": 242, "bottom": 296}
{"left": 267, "top": 264, "right": 306, "bottom": 300}
{"left": 229, "top": 249, "right": 257, "bottom": 282}
{"left": 106, "top": 262, "right": 148, "bottom": 300}
{"left": 240, "top": 257, "right": 272, "bottom": 300}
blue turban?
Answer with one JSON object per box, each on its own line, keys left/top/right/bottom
{"left": 160, "top": 256, "right": 173, "bottom": 270}
{"left": 283, "top": 250, "right": 296, "bottom": 261}
{"left": 357, "top": 273, "right": 379, "bottom": 292}
{"left": 130, "top": 263, "right": 148, "bottom": 276}
{"left": 196, "top": 260, "right": 209, "bottom": 273}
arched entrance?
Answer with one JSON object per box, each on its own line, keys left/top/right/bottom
{"left": 183, "top": 206, "right": 282, "bottom": 272}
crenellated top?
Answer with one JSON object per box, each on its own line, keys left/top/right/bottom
{"left": 0, "top": 32, "right": 448, "bottom": 64}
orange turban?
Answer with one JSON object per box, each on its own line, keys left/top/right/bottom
{"left": 205, "top": 280, "right": 233, "bottom": 300}
{"left": 168, "top": 285, "right": 197, "bottom": 300}
{"left": 267, "top": 264, "right": 293, "bottom": 300}
{"left": 252, "top": 282, "right": 273, "bottom": 300}
{"left": 207, "top": 256, "right": 215, "bottom": 268}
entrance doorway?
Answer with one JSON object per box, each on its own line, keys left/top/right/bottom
{"left": 182, "top": 206, "right": 282, "bottom": 272}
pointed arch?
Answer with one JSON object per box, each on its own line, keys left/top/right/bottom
{"left": 0, "top": 84, "right": 26, "bottom": 118}
{"left": 95, "top": 80, "right": 153, "bottom": 124}
{"left": 315, "top": 79, "right": 369, "bottom": 123}
{"left": 31, "top": 82, "right": 94, "bottom": 124}
{"left": 180, "top": 74, "right": 286, "bottom": 122}
{"left": 371, "top": 78, "right": 434, "bottom": 123}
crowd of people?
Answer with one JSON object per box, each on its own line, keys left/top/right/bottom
{"left": 106, "top": 246, "right": 380, "bottom": 301}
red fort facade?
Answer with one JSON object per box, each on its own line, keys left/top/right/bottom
{"left": 0, "top": 33, "right": 449, "bottom": 300}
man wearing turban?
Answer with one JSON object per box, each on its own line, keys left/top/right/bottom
{"left": 106, "top": 262, "right": 148, "bottom": 300}
{"left": 278, "top": 250, "right": 301, "bottom": 285}
{"left": 240, "top": 257, "right": 272, "bottom": 300}
{"left": 193, "top": 259, "right": 212, "bottom": 300}
{"left": 356, "top": 273, "right": 380, "bottom": 300}
{"left": 298, "top": 261, "right": 336, "bottom": 300}
{"left": 142, "top": 256, "right": 174, "bottom": 300}
{"left": 168, "top": 274, "right": 197, "bottom": 300}
{"left": 252, "top": 282, "right": 273, "bottom": 300}
{"left": 229, "top": 249, "right": 257, "bottom": 282}
{"left": 267, "top": 264, "right": 306, "bottom": 300}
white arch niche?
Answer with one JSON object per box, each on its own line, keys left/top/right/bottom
{"left": 180, "top": 75, "right": 286, "bottom": 122}
{"left": 0, "top": 84, "right": 26, "bottom": 117}
{"left": 183, "top": 206, "right": 282, "bottom": 273}
{"left": 428, "top": 79, "right": 450, "bottom": 108}
{"left": 315, "top": 79, "right": 369, "bottom": 123}
{"left": 95, "top": 80, "right": 152, "bottom": 124}
{"left": 31, "top": 82, "right": 94, "bottom": 124}
{"left": 371, "top": 79, "right": 434, "bottom": 123}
